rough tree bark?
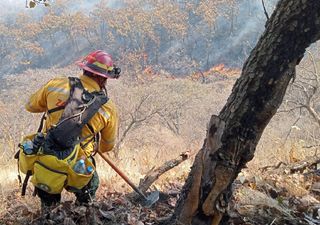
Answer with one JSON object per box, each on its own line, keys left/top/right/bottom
{"left": 171, "top": 1, "right": 320, "bottom": 225}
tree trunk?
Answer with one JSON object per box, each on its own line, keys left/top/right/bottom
{"left": 171, "top": 1, "right": 320, "bottom": 225}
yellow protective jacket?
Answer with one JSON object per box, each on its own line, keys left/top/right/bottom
{"left": 25, "top": 75, "right": 118, "bottom": 155}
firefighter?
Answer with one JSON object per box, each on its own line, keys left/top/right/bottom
{"left": 25, "top": 50, "right": 120, "bottom": 207}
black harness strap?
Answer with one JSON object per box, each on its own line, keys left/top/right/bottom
{"left": 14, "top": 150, "right": 22, "bottom": 188}
{"left": 22, "top": 170, "right": 32, "bottom": 196}
{"left": 37, "top": 113, "right": 47, "bottom": 133}
{"left": 91, "top": 132, "right": 100, "bottom": 156}
{"left": 86, "top": 123, "right": 95, "bottom": 134}
{"left": 48, "top": 106, "right": 65, "bottom": 114}
{"left": 44, "top": 77, "right": 108, "bottom": 159}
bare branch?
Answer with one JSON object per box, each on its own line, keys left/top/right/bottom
{"left": 277, "top": 105, "right": 304, "bottom": 113}
{"left": 302, "top": 144, "right": 320, "bottom": 149}
{"left": 290, "top": 155, "right": 320, "bottom": 173}
{"left": 138, "top": 151, "right": 191, "bottom": 193}
{"left": 261, "top": 0, "right": 270, "bottom": 20}
{"left": 283, "top": 108, "right": 302, "bottom": 145}
{"left": 305, "top": 105, "right": 320, "bottom": 127}
{"left": 306, "top": 50, "right": 319, "bottom": 83}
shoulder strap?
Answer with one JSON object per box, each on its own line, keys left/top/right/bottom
{"left": 45, "top": 77, "right": 108, "bottom": 152}
{"left": 21, "top": 170, "right": 32, "bottom": 196}
{"left": 37, "top": 113, "right": 47, "bottom": 133}
{"left": 48, "top": 106, "right": 65, "bottom": 114}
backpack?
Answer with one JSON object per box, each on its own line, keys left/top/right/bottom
{"left": 16, "top": 77, "right": 108, "bottom": 195}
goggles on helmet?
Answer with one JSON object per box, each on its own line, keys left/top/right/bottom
{"left": 86, "top": 63, "right": 121, "bottom": 79}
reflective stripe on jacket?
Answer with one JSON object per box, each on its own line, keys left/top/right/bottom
{"left": 25, "top": 75, "right": 118, "bottom": 154}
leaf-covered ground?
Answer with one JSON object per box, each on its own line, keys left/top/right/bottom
{"left": 1, "top": 162, "right": 320, "bottom": 225}
{"left": 0, "top": 182, "right": 181, "bottom": 225}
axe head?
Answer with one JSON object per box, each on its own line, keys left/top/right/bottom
{"left": 141, "top": 191, "right": 159, "bottom": 208}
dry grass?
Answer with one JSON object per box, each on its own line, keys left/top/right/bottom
{"left": 0, "top": 66, "right": 233, "bottom": 193}
{"left": 0, "top": 64, "right": 319, "bottom": 222}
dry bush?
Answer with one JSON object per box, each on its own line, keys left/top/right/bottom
{"left": 250, "top": 44, "right": 320, "bottom": 168}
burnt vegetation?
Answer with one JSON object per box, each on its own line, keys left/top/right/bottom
{"left": 0, "top": 0, "right": 320, "bottom": 225}
{"left": 0, "top": 0, "right": 273, "bottom": 76}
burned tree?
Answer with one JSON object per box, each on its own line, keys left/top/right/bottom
{"left": 171, "top": 1, "right": 320, "bottom": 225}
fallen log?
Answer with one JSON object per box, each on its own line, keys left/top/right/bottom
{"left": 138, "top": 151, "right": 191, "bottom": 193}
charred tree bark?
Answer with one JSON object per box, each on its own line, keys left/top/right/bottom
{"left": 171, "top": 1, "right": 320, "bottom": 225}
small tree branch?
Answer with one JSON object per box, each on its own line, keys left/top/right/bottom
{"left": 261, "top": 0, "right": 270, "bottom": 20}
{"left": 259, "top": 161, "right": 288, "bottom": 172}
{"left": 302, "top": 144, "right": 320, "bottom": 149}
{"left": 277, "top": 104, "right": 304, "bottom": 113}
{"left": 290, "top": 155, "right": 320, "bottom": 173}
{"left": 283, "top": 108, "right": 302, "bottom": 145}
{"left": 306, "top": 50, "right": 319, "bottom": 83}
{"left": 305, "top": 105, "right": 320, "bottom": 127}
{"left": 138, "top": 151, "right": 191, "bottom": 193}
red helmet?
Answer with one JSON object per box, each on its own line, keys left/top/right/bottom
{"left": 76, "top": 50, "right": 121, "bottom": 79}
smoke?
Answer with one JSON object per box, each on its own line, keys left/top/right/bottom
{"left": 0, "top": 0, "right": 121, "bottom": 19}
{"left": 157, "top": 0, "right": 280, "bottom": 71}
{"left": 0, "top": 0, "right": 281, "bottom": 76}
{"left": 211, "top": 0, "right": 271, "bottom": 66}
{"left": 0, "top": 0, "right": 27, "bottom": 19}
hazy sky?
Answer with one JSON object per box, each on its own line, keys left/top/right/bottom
{"left": 0, "top": 0, "right": 28, "bottom": 18}
{"left": 0, "top": 0, "right": 122, "bottom": 18}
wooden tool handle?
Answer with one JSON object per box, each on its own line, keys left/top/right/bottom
{"left": 98, "top": 152, "right": 147, "bottom": 199}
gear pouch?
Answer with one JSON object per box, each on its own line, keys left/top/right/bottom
{"left": 31, "top": 159, "right": 68, "bottom": 194}
{"left": 19, "top": 134, "right": 38, "bottom": 174}
{"left": 67, "top": 146, "right": 95, "bottom": 191}
{"left": 30, "top": 146, "right": 78, "bottom": 194}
